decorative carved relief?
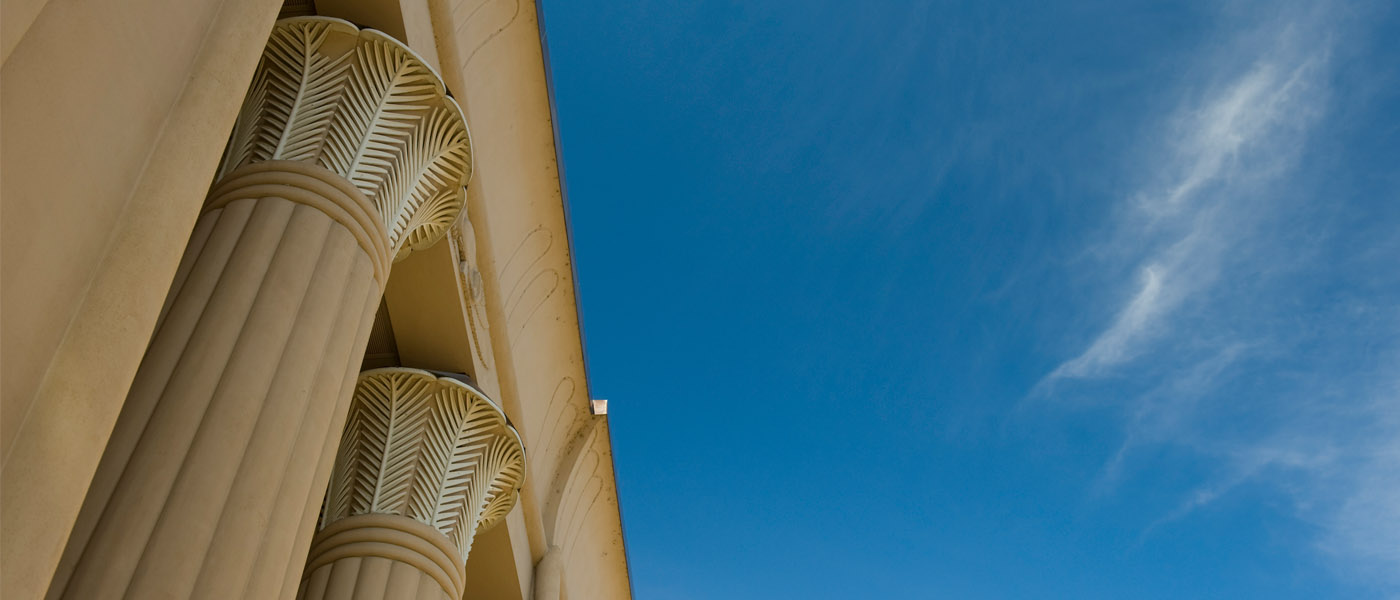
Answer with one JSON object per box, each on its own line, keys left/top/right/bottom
{"left": 323, "top": 368, "right": 525, "bottom": 562}
{"left": 549, "top": 420, "right": 615, "bottom": 563}
{"left": 501, "top": 226, "right": 562, "bottom": 335}
{"left": 218, "top": 17, "right": 472, "bottom": 261}
{"left": 451, "top": 222, "right": 495, "bottom": 372}
{"left": 436, "top": 0, "right": 521, "bottom": 70}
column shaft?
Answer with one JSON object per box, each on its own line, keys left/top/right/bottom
{"left": 300, "top": 558, "right": 450, "bottom": 600}
{"left": 56, "top": 168, "right": 386, "bottom": 600}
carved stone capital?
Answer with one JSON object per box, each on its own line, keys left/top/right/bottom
{"left": 218, "top": 17, "right": 472, "bottom": 262}
{"left": 322, "top": 368, "right": 526, "bottom": 566}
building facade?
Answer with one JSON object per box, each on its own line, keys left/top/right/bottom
{"left": 1, "top": 1, "right": 631, "bottom": 598}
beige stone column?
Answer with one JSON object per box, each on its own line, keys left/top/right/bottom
{"left": 298, "top": 368, "right": 526, "bottom": 600}
{"left": 52, "top": 18, "right": 472, "bottom": 600}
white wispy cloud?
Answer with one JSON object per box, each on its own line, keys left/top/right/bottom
{"left": 1310, "top": 374, "right": 1400, "bottom": 586}
{"left": 1038, "top": 2, "right": 1400, "bottom": 592}
{"left": 1046, "top": 46, "right": 1326, "bottom": 382}
{"left": 1155, "top": 57, "right": 1323, "bottom": 211}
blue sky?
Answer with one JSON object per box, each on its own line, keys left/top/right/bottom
{"left": 538, "top": 1, "right": 1400, "bottom": 598}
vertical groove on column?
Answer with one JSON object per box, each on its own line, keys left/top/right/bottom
{"left": 62, "top": 198, "right": 298, "bottom": 599}
{"left": 353, "top": 557, "right": 392, "bottom": 600}
{"left": 47, "top": 199, "right": 261, "bottom": 600}
{"left": 297, "top": 558, "right": 450, "bottom": 600}
{"left": 110, "top": 199, "right": 260, "bottom": 459}
{"left": 269, "top": 279, "right": 381, "bottom": 600}
{"left": 122, "top": 202, "right": 335, "bottom": 598}
{"left": 325, "top": 557, "right": 362, "bottom": 598}
{"left": 189, "top": 213, "right": 364, "bottom": 597}
{"left": 156, "top": 206, "right": 221, "bottom": 330}
{"left": 417, "top": 570, "right": 449, "bottom": 600}
{"left": 301, "top": 563, "right": 331, "bottom": 599}
{"left": 384, "top": 560, "right": 425, "bottom": 599}
{"left": 57, "top": 196, "right": 385, "bottom": 600}
{"left": 241, "top": 236, "right": 380, "bottom": 600}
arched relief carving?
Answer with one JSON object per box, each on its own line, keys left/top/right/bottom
{"left": 552, "top": 426, "right": 629, "bottom": 600}
{"left": 500, "top": 226, "right": 553, "bottom": 299}
{"left": 545, "top": 401, "right": 586, "bottom": 475}
{"left": 561, "top": 472, "right": 605, "bottom": 561}
{"left": 542, "top": 418, "right": 599, "bottom": 542}
{"left": 532, "top": 377, "right": 576, "bottom": 443}
{"left": 500, "top": 226, "right": 562, "bottom": 336}
{"left": 508, "top": 270, "right": 561, "bottom": 337}
{"left": 530, "top": 377, "right": 591, "bottom": 510}
{"left": 543, "top": 421, "right": 613, "bottom": 562}
{"left": 439, "top": 0, "right": 521, "bottom": 70}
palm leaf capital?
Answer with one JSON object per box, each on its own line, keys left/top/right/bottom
{"left": 216, "top": 17, "right": 472, "bottom": 263}
{"left": 322, "top": 368, "right": 526, "bottom": 566}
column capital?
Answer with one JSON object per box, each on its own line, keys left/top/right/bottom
{"left": 322, "top": 368, "right": 526, "bottom": 567}
{"left": 217, "top": 17, "right": 472, "bottom": 263}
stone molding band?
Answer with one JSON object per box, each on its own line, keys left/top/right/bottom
{"left": 207, "top": 161, "right": 392, "bottom": 286}
{"left": 305, "top": 513, "right": 465, "bottom": 600}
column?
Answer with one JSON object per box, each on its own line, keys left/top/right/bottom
{"left": 298, "top": 368, "right": 526, "bottom": 600}
{"left": 53, "top": 18, "right": 473, "bottom": 600}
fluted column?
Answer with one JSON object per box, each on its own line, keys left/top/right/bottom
{"left": 54, "top": 18, "right": 472, "bottom": 600}
{"left": 298, "top": 368, "right": 526, "bottom": 600}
